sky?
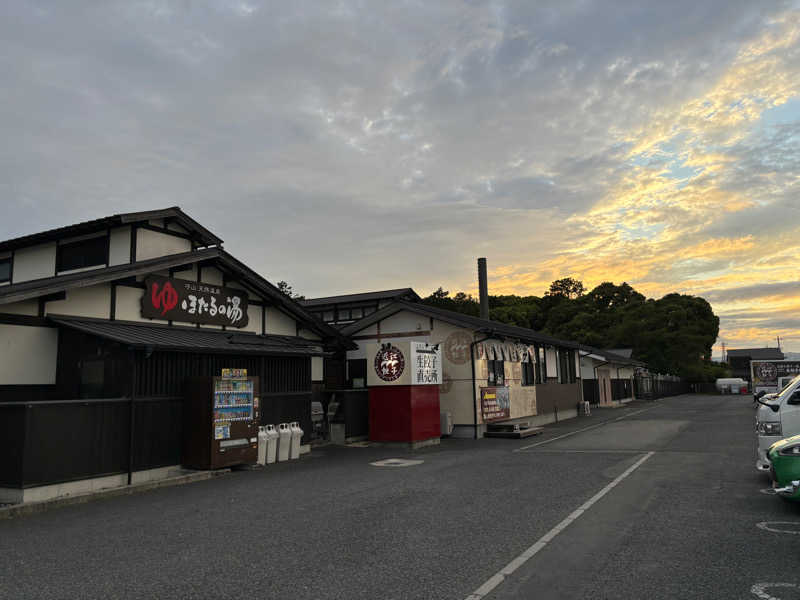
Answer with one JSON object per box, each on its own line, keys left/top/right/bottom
{"left": 1, "top": 1, "right": 799, "bottom": 356}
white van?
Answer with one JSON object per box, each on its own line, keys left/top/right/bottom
{"left": 755, "top": 374, "right": 800, "bottom": 471}
{"left": 715, "top": 378, "right": 747, "bottom": 393}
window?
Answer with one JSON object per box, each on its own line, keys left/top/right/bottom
{"left": 337, "top": 309, "right": 351, "bottom": 321}
{"left": 0, "top": 257, "right": 10, "bottom": 283}
{"left": 363, "top": 306, "right": 376, "bottom": 316}
{"left": 351, "top": 307, "right": 363, "bottom": 319}
{"left": 488, "top": 360, "right": 505, "bottom": 386}
{"left": 323, "top": 311, "right": 334, "bottom": 322}
{"left": 57, "top": 236, "right": 108, "bottom": 272}
{"left": 522, "top": 359, "right": 535, "bottom": 386}
{"left": 558, "top": 349, "right": 577, "bottom": 384}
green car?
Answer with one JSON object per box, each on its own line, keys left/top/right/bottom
{"left": 768, "top": 433, "right": 800, "bottom": 500}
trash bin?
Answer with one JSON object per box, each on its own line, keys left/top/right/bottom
{"left": 265, "top": 424, "right": 279, "bottom": 464}
{"left": 289, "top": 421, "right": 303, "bottom": 460}
{"left": 257, "top": 426, "right": 268, "bottom": 466}
{"left": 277, "top": 423, "right": 291, "bottom": 462}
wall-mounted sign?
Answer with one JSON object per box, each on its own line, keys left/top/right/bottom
{"left": 374, "top": 344, "right": 405, "bottom": 382}
{"left": 142, "top": 276, "right": 249, "bottom": 328}
{"left": 752, "top": 360, "right": 800, "bottom": 390}
{"left": 444, "top": 331, "right": 473, "bottom": 365}
{"left": 411, "top": 342, "right": 441, "bottom": 385}
{"left": 481, "top": 386, "right": 510, "bottom": 423}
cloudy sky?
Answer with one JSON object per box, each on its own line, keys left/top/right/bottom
{"left": 1, "top": 1, "right": 799, "bottom": 354}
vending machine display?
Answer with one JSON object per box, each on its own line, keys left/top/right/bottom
{"left": 183, "top": 372, "right": 260, "bottom": 469}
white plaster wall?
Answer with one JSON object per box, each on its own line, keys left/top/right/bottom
{"left": 0, "top": 300, "right": 39, "bottom": 316}
{"left": 379, "top": 311, "right": 429, "bottom": 334}
{"left": 238, "top": 304, "right": 261, "bottom": 334}
{"left": 357, "top": 323, "right": 378, "bottom": 335}
{"left": 115, "top": 286, "right": 152, "bottom": 323}
{"left": 136, "top": 229, "right": 191, "bottom": 261}
{"left": 172, "top": 265, "right": 198, "bottom": 281}
{"left": 108, "top": 227, "right": 131, "bottom": 266}
{"left": 0, "top": 324, "right": 58, "bottom": 384}
{"left": 616, "top": 366, "right": 634, "bottom": 379}
{"left": 580, "top": 357, "right": 597, "bottom": 379}
{"left": 200, "top": 266, "right": 224, "bottom": 286}
{"left": 13, "top": 243, "right": 56, "bottom": 282}
{"left": 265, "top": 307, "right": 296, "bottom": 336}
{"left": 312, "top": 356, "right": 323, "bottom": 381}
{"left": 46, "top": 285, "right": 111, "bottom": 319}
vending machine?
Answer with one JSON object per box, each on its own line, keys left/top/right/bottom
{"left": 183, "top": 370, "right": 260, "bottom": 469}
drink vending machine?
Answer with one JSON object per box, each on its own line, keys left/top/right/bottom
{"left": 183, "top": 370, "right": 260, "bottom": 469}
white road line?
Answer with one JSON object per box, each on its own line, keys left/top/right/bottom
{"left": 513, "top": 407, "right": 655, "bottom": 452}
{"left": 464, "top": 451, "right": 655, "bottom": 600}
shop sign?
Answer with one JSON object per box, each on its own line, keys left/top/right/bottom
{"left": 481, "top": 386, "right": 510, "bottom": 423}
{"left": 752, "top": 360, "right": 800, "bottom": 388}
{"left": 411, "top": 342, "right": 441, "bottom": 385}
{"left": 374, "top": 344, "right": 405, "bottom": 382}
{"left": 142, "top": 275, "right": 249, "bottom": 328}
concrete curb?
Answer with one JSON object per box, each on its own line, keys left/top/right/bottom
{"left": 0, "top": 469, "right": 231, "bottom": 520}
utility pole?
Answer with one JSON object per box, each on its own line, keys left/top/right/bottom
{"left": 721, "top": 342, "right": 726, "bottom": 363}
{"left": 777, "top": 336, "right": 782, "bottom": 351}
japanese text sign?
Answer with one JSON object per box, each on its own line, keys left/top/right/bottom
{"left": 481, "top": 386, "right": 510, "bottom": 423}
{"left": 142, "top": 276, "right": 249, "bottom": 328}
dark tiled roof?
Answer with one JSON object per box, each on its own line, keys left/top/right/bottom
{"left": 727, "top": 348, "right": 784, "bottom": 359}
{"left": 579, "top": 345, "right": 645, "bottom": 367}
{"left": 50, "top": 316, "right": 326, "bottom": 356}
{"left": 340, "top": 300, "right": 580, "bottom": 348}
{"left": 300, "top": 288, "right": 420, "bottom": 308}
{"left": 0, "top": 207, "right": 223, "bottom": 252}
{"left": 0, "top": 247, "right": 351, "bottom": 347}
{"left": 0, "top": 248, "right": 221, "bottom": 304}
{"left": 605, "top": 348, "right": 633, "bottom": 359}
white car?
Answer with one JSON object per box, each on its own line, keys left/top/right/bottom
{"left": 755, "top": 374, "right": 800, "bottom": 472}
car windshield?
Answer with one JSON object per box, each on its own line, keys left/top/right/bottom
{"left": 776, "top": 375, "right": 800, "bottom": 402}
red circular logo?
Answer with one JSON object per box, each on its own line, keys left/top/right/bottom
{"left": 375, "top": 345, "right": 405, "bottom": 382}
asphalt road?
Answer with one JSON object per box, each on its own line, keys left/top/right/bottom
{"left": 1, "top": 394, "right": 799, "bottom": 600}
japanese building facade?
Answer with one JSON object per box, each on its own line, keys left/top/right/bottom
{"left": 335, "top": 299, "right": 584, "bottom": 438}
{"left": 0, "top": 208, "right": 347, "bottom": 502}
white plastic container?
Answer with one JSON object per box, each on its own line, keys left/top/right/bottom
{"left": 257, "top": 426, "right": 268, "bottom": 466}
{"left": 265, "top": 424, "right": 279, "bottom": 464}
{"left": 277, "top": 423, "right": 291, "bottom": 462}
{"left": 289, "top": 421, "right": 303, "bottom": 460}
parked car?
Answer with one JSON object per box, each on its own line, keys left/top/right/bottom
{"left": 755, "top": 374, "right": 800, "bottom": 472}
{"left": 768, "top": 433, "right": 800, "bottom": 500}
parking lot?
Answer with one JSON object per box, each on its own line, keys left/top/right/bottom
{"left": 1, "top": 394, "right": 799, "bottom": 600}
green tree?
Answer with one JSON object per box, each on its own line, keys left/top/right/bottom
{"left": 545, "top": 277, "right": 586, "bottom": 299}
{"left": 276, "top": 280, "right": 305, "bottom": 300}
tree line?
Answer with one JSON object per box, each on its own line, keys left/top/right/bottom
{"left": 422, "top": 278, "right": 727, "bottom": 381}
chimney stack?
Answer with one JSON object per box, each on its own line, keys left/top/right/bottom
{"left": 478, "top": 257, "right": 489, "bottom": 320}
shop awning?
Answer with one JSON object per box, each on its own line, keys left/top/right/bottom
{"left": 49, "top": 316, "right": 327, "bottom": 356}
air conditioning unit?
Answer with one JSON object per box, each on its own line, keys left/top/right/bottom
{"left": 440, "top": 412, "right": 454, "bottom": 436}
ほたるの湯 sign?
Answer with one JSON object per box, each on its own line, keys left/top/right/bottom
{"left": 142, "top": 276, "right": 249, "bottom": 328}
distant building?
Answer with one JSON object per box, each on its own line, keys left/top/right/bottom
{"left": 726, "top": 348, "right": 785, "bottom": 381}
{"left": 299, "top": 288, "right": 420, "bottom": 328}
